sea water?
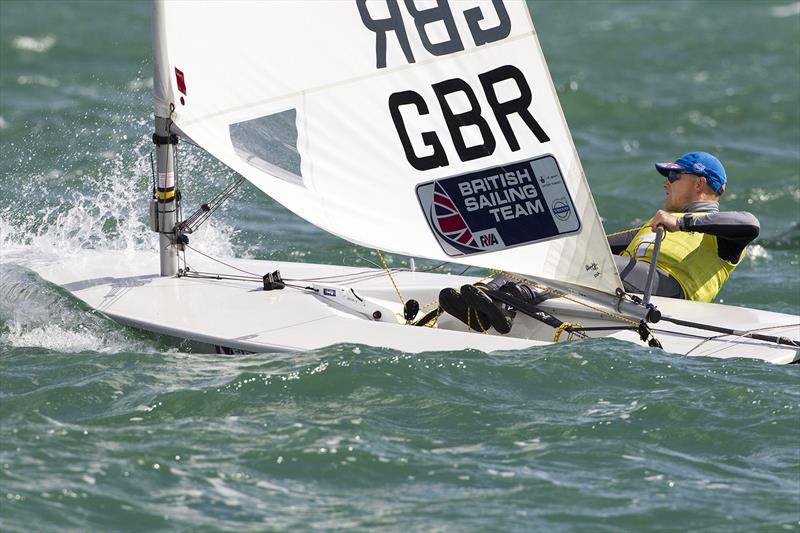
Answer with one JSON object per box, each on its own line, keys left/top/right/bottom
{"left": 1, "top": 1, "right": 798, "bottom": 531}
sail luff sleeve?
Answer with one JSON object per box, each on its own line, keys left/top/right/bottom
{"left": 152, "top": 0, "right": 172, "bottom": 119}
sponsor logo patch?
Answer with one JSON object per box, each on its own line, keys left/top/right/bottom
{"left": 416, "top": 155, "right": 581, "bottom": 257}
{"left": 323, "top": 288, "right": 336, "bottom": 297}
{"left": 552, "top": 200, "right": 571, "bottom": 221}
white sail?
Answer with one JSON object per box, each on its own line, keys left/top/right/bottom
{"left": 152, "top": 0, "right": 623, "bottom": 294}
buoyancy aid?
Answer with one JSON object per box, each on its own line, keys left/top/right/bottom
{"left": 620, "top": 213, "right": 743, "bottom": 302}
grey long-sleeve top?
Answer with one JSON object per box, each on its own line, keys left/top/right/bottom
{"left": 607, "top": 201, "right": 760, "bottom": 263}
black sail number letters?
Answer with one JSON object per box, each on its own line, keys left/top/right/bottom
{"left": 464, "top": 0, "right": 511, "bottom": 46}
{"left": 480, "top": 65, "right": 550, "bottom": 149}
{"left": 404, "top": 0, "right": 463, "bottom": 58}
{"left": 433, "top": 78, "right": 495, "bottom": 163}
{"left": 356, "top": 0, "right": 414, "bottom": 69}
{"left": 360, "top": 1, "right": 549, "bottom": 171}
{"left": 357, "top": 0, "right": 510, "bottom": 69}
{"left": 389, "top": 91, "right": 448, "bottom": 171}
{"left": 390, "top": 66, "right": 550, "bottom": 171}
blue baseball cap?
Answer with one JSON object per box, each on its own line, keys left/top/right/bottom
{"left": 655, "top": 151, "right": 727, "bottom": 194}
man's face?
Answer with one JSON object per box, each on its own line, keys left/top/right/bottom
{"left": 663, "top": 171, "right": 702, "bottom": 211}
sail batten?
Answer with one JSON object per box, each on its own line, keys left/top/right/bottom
{"left": 153, "top": 0, "right": 623, "bottom": 294}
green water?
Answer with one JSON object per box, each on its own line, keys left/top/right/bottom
{"left": 1, "top": 1, "right": 799, "bottom": 531}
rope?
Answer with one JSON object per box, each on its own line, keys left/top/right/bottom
{"left": 375, "top": 250, "right": 405, "bottom": 306}
{"left": 492, "top": 269, "right": 641, "bottom": 328}
{"left": 464, "top": 275, "right": 498, "bottom": 334}
{"left": 553, "top": 323, "right": 583, "bottom": 343}
{"left": 178, "top": 176, "right": 245, "bottom": 233}
{"left": 415, "top": 299, "right": 443, "bottom": 328}
{"left": 374, "top": 252, "right": 503, "bottom": 331}
{"left": 684, "top": 323, "right": 800, "bottom": 355}
{"left": 184, "top": 244, "right": 261, "bottom": 277}
{"left": 412, "top": 306, "right": 443, "bottom": 328}
{"left": 606, "top": 225, "right": 648, "bottom": 238}
{"left": 466, "top": 306, "right": 488, "bottom": 334}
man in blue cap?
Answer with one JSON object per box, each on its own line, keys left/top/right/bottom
{"left": 610, "top": 150, "right": 759, "bottom": 303}
{"left": 440, "top": 151, "right": 761, "bottom": 334}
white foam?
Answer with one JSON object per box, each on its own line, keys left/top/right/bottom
{"left": 745, "top": 244, "right": 771, "bottom": 261}
{"left": 1, "top": 117, "right": 243, "bottom": 353}
{"left": 1, "top": 135, "right": 239, "bottom": 263}
{"left": 126, "top": 77, "right": 153, "bottom": 91}
{"left": 12, "top": 35, "right": 56, "bottom": 53}
{"left": 771, "top": 2, "right": 800, "bottom": 17}
{"left": 2, "top": 322, "right": 113, "bottom": 353}
{"left": 17, "top": 75, "right": 60, "bottom": 88}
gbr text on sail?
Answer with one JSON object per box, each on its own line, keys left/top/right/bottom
{"left": 356, "top": 0, "right": 551, "bottom": 171}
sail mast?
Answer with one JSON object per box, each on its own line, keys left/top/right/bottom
{"left": 152, "top": 118, "right": 178, "bottom": 276}
{"left": 152, "top": 0, "right": 178, "bottom": 276}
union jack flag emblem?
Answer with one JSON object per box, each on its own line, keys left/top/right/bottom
{"left": 432, "top": 183, "right": 476, "bottom": 248}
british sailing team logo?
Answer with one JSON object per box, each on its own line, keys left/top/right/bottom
{"left": 416, "top": 155, "right": 581, "bottom": 257}
{"left": 431, "top": 182, "right": 477, "bottom": 249}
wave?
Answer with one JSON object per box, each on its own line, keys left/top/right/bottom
{"left": 0, "top": 264, "right": 156, "bottom": 354}
{"left": 756, "top": 222, "right": 800, "bottom": 249}
{"left": 2, "top": 342, "right": 797, "bottom": 531}
{"left": 5, "top": 341, "right": 796, "bottom": 421}
{"left": 0, "top": 111, "right": 240, "bottom": 264}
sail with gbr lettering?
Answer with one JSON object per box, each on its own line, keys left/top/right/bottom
{"left": 153, "top": 0, "right": 623, "bottom": 294}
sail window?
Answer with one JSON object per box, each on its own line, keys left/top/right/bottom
{"left": 229, "top": 109, "right": 303, "bottom": 186}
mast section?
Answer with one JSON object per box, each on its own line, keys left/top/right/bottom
{"left": 152, "top": 0, "right": 178, "bottom": 276}
{"left": 152, "top": 119, "right": 179, "bottom": 276}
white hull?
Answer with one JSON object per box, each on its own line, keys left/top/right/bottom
{"left": 20, "top": 249, "right": 800, "bottom": 364}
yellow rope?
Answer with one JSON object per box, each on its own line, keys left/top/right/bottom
{"left": 374, "top": 256, "right": 502, "bottom": 331}
{"left": 375, "top": 249, "right": 404, "bottom": 306}
{"left": 375, "top": 225, "right": 644, "bottom": 311}
{"left": 425, "top": 308, "right": 442, "bottom": 328}
{"left": 553, "top": 322, "right": 583, "bottom": 342}
{"left": 375, "top": 229, "right": 660, "bottom": 342}
{"left": 375, "top": 248, "right": 642, "bottom": 338}
{"left": 492, "top": 269, "right": 640, "bottom": 327}
{"left": 410, "top": 304, "right": 442, "bottom": 328}
{"left": 418, "top": 300, "right": 438, "bottom": 312}
{"left": 606, "top": 225, "right": 648, "bottom": 238}
{"left": 467, "top": 306, "right": 488, "bottom": 334}
{"left": 476, "top": 315, "right": 487, "bottom": 333}
{"left": 461, "top": 276, "right": 494, "bottom": 334}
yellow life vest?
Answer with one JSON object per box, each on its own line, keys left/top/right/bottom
{"left": 620, "top": 213, "right": 744, "bottom": 302}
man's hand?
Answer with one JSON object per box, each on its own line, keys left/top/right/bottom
{"left": 651, "top": 210, "right": 680, "bottom": 232}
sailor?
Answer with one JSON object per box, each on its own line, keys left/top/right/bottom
{"left": 439, "top": 151, "right": 761, "bottom": 334}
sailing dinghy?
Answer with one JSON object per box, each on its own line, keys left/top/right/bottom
{"left": 30, "top": 1, "right": 799, "bottom": 363}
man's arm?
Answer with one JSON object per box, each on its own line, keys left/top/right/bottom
{"left": 679, "top": 211, "right": 760, "bottom": 263}
{"left": 607, "top": 229, "right": 637, "bottom": 254}
{"left": 652, "top": 210, "right": 760, "bottom": 263}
